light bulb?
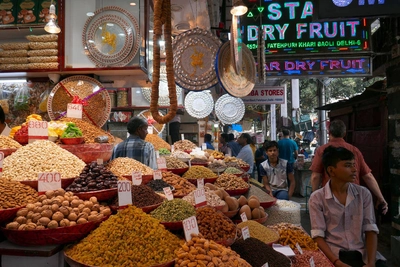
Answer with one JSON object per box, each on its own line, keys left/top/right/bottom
{"left": 44, "top": 18, "right": 61, "bottom": 34}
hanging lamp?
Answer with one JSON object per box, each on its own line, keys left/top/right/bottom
{"left": 44, "top": 1, "right": 61, "bottom": 34}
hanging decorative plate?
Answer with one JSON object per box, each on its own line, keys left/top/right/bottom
{"left": 214, "top": 94, "right": 245, "bottom": 125}
{"left": 172, "top": 27, "right": 222, "bottom": 91}
{"left": 215, "top": 41, "right": 256, "bottom": 98}
{"left": 138, "top": 109, "right": 166, "bottom": 134}
{"left": 230, "top": 15, "right": 242, "bottom": 75}
{"left": 184, "top": 91, "right": 214, "bottom": 119}
{"left": 47, "top": 76, "right": 111, "bottom": 127}
{"left": 142, "top": 65, "right": 182, "bottom": 106}
{"left": 82, "top": 6, "right": 140, "bottom": 67}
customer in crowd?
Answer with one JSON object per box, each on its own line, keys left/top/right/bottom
{"left": 219, "top": 133, "right": 229, "bottom": 154}
{"left": 260, "top": 141, "right": 295, "bottom": 200}
{"left": 227, "top": 133, "right": 241, "bottom": 157}
{"left": 278, "top": 129, "right": 298, "bottom": 170}
{"left": 310, "top": 120, "right": 387, "bottom": 214}
{"left": 169, "top": 108, "right": 184, "bottom": 144}
{"left": 111, "top": 116, "right": 157, "bottom": 169}
{"left": 236, "top": 133, "right": 254, "bottom": 174}
{"left": 255, "top": 140, "right": 268, "bottom": 183}
{"left": 309, "top": 146, "right": 387, "bottom": 267}
{"left": 0, "top": 106, "right": 10, "bottom": 136}
{"left": 204, "top": 133, "right": 214, "bottom": 150}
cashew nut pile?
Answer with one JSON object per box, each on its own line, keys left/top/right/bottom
{"left": 107, "top": 157, "right": 153, "bottom": 176}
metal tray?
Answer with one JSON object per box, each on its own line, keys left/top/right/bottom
{"left": 214, "top": 94, "right": 245, "bottom": 125}
{"left": 184, "top": 91, "right": 214, "bottom": 119}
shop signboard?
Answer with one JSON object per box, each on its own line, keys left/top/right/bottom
{"left": 242, "top": 86, "right": 285, "bottom": 104}
{"left": 263, "top": 56, "right": 372, "bottom": 77}
{"left": 241, "top": 0, "right": 371, "bottom": 56}
{"left": 316, "top": 0, "right": 400, "bottom": 19}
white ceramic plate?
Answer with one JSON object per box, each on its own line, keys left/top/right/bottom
{"left": 184, "top": 91, "right": 214, "bottom": 119}
{"left": 214, "top": 94, "right": 245, "bottom": 125}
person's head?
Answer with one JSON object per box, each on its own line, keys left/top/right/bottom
{"left": 278, "top": 132, "right": 283, "bottom": 140}
{"left": 204, "top": 134, "right": 212, "bottom": 142}
{"left": 265, "top": 141, "right": 279, "bottom": 161}
{"left": 127, "top": 117, "right": 148, "bottom": 139}
{"left": 0, "top": 106, "right": 5, "bottom": 124}
{"left": 238, "top": 133, "right": 252, "bottom": 146}
{"left": 329, "top": 120, "right": 346, "bottom": 138}
{"left": 228, "top": 133, "right": 235, "bottom": 142}
{"left": 220, "top": 133, "right": 228, "bottom": 144}
{"left": 262, "top": 140, "right": 269, "bottom": 149}
{"left": 322, "top": 146, "right": 356, "bottom": 182}
{"left": 282, "top": 129, "right": 290, "bottom": 137}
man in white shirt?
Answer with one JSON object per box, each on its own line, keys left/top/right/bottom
{"left": 236, "top": 133, "right": 254, "bottom": 174}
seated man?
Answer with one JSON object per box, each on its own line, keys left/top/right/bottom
{"left": 259, "top": 141, "right": 295, "bottom": 200}
{"left": 309, "top": 146, "right": 386, "bottom": 267}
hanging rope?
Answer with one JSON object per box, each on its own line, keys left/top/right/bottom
{"left": 150, "top": 0, "right": 177, "bottom": 123}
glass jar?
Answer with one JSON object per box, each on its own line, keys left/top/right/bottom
{"left": 108, "top": 90, "right": 116, "bottom": 108}
{"left": 117, "top": 88, "right": 128, "bottom": 107}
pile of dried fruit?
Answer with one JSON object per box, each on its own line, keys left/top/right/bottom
{"left": 150, "top": 199, "right": 195, "bottom": 222}
{"left": 162, "top": 171, "right": 196, "bottom": 197}
{"left": 145, "top": 134, "right": 171, "bottom": 150}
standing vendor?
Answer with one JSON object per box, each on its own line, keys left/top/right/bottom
{"left": 111, "top": 116, "right": 157, "bottom": 169}
{"left": 169, "top": 108, "right": 184, "bottom": 144}
{"left": 0, "top": 106, "right": 10, "bottom": 136}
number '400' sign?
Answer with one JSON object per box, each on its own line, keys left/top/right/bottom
{"left": 38, "top": 172, "right": 61, "bottom": 192}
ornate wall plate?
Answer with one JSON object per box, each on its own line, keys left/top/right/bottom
{"left": 47, "top": 76, "right": 111, "bottom": 127}
{"left": 214, "top": 94, "right": 245, "bottom": 125}
{"left": 82, "top": 6, "right": 140, "bottom": 67}
{"left": 184, "top": 91, "right": 214, "bottom": 119}
{"left": 172, "top": 27, "right": 222, "bottom": 91}
{"left": 216, "top": 41, "right": 256, "bottom": 98}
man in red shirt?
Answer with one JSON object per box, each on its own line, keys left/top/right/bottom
{"left": 310, "top": 120, "right": 388, "bottom": 214}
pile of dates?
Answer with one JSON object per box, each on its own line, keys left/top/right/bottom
{"left": 66, "top": 162, "right": 118, "bottom": 192}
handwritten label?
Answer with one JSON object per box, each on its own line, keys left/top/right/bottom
{"left": 242, "top": 226, "right": 250, "bottom": 240}
{"left": 28, "top": 120, "right": 48, "bottom": 143}
{"left": 295, "top": 243, "right": 303, "bottom": 255}
{"left": 197, "top": 178, "right": 204, "bottom": 189}
{"left": 153, "top": 170, "right": 162, "bottom": 180}
{"left": 163, "top": 187, "right": 173, "bottom": 200}
{"left": 147, "top": 126, "right": 153, "bottom": 134}
{"left": 157, "top": 157, "right": 167, "bottom": 170}
{"left": 118, "top": 181, "right": 132, "bottom": 207}
{"left": 194, "top": 188, "right": 207, "bottom": 207}
{"left": 96, "top": 158, "right": 103, "bottom": 165}
{"left": 183, "top": 216, "right": 199, "bottom": 241}
{"left": 67, "top": 103, "right": 83, "bottom": 119}
{"left": 201, "top": 143, "right": 207, "bottom": 150}
{"left": 38, "top": 172, "right": 61, "bottom": 192}
{"left": 181, "top": 134, "right": 185, "bottom": 140}
{"left": 240, "top": 212, "right": 248, "bottom": 222}
{"left": 310, "top": 257, "right": 315, "bottom": 267}
{"left": 0, "top": 152, "right": 4, "bottom": 177}
{"left": 131, "top": 171, "right": 142, "bottom": 185}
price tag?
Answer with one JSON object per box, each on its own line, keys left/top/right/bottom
{"left": 96, "top": 158, "right": 103, "bottom": 165}
{"left": 241, "top": 226, "right": 250, "bottom": 240}
{"left": 163, "top": 187, "right": 174, "bottom": 200}
{"left": 147, "top": 126, "right": 153, "bottom": 134}
{"left": 201, "top": 143, "right": 207, "bottom": 150}
{"left": 156, "top": 151, "right": 160, "bottom": 158}
{"left": 188, "top": 160, "right": 192, "bottom": 168}
{"left": 171, "top": 145, "right": 174, "bottom": 152}
{"left": 38, "top": 172, "right": 61, "bottom": 193}
{"left": 181, "top": 134, "right": 185, "bottom": 140}
{"left": 118, "top": 181, "right": 132, "bottom": 207}
{"left": 28, "top": 120, "right": 48, "bottom": 143}
{"left": 240, "top": 212, "right": 248, "bottom": 222}
{"left": 197, "top": 178, "right": 204, "bottom": 189}
{"left": 153, "top": 170, "right": 162, "bottom": 180}
{"left": 67, "top": 103, "right": 83, "bottom": 119}
{"left": 262, "top": 263, "right": 269, "bottom": 267}
{"left": 157, "top": 157, "right": 167, "bottom": 170}
{"left": 183, "top": 216, "right": 199, "bottom": 241}
{"left": 310, "top": 257, "right": 315, "bottom": 267}
{"left": 131, "top": 171, "right": 142, "bottom": 185}
{"left": 0, "top": 152, "right": 4, "bottom": 177}
{"left": 295, "top": 243, "right": 303, "bottom": 255}
{"left": 194, "top": 188, "right": 207, "bottom": 207}
{"left": 227, "top": 148, "right": 232, "bottom": 157}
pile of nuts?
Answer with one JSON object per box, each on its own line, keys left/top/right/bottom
{"left": 183, "top": 187, "right": 225, "bottom": 207}
{"left": 3, "top": 140, "right": 86, "bottom": 181}
{"left": 0, "top": 136, "right": 22, "bottom": 149}
{"left": 268, "top": 223, "right": 318, "bottom": 251}
{"left": 182, "top": 166, "right": 217, "bottom": 179}
{"left": 161, "top": 171, "right": 196, "bottom": 197}
{"left": 170, "top": 150, "right": 191, "bottom": 159}
{"left": 5, "top": 189, "right": 111, "bottom": 230}
{"left": 107, "top": 157, "right": 153, "bottom": 177}
{"left": 265, "top": 200, "right": 301, "bottom": 225}
{"left": 224, "top": 156, "right": 250, "bottom": 168}
{"left": 173, "top": 140, "right": 197, "bottom": 151}
{"left": 164, "top": 156, "right": 188, "bottom": 169}
{"left": 237, "top": 220, "right": 279, "bottom": 244}
{"left": 0, "top": 179, "right": 38, "bottom": 209}
{"left": 145, "top": 134, "right": 171, "bottom": 151}
{"left": 196, "top": 206, "right": 237, "bottom": 241}
{"left": 214, "top": 173, "right": 249, "bottom": 190}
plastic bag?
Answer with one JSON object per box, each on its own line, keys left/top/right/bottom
{"left": 39, "top": 87, "right": 51, "bottom": 112}
{"left": 0, "top": 85, "right": 9, "bottom": 114}
{"left": 13, "top": 84, "right": 30, "bottom": 111}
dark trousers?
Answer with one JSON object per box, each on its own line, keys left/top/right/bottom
{"left": 339, "top": 250, "right": 387, "bottom": 267}
{"left": 169, "top": 122, "right": 180, "bottom": 144}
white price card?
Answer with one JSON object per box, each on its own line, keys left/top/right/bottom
{"left": 157, "top": 157, "right": 167, "bottom": 170}
{"left": 183, "top": 216, "right": 199, "bottom": 241}
{"left": 38, "top": 172, "right": 61, "bottom": 193}
{"left": 156, "top": 151, "right": 160, "bottom": 158}
{"left": 310, "top": 257, "right": 315, "bottom": 267}
{"left": 153, "top": 170, "right": 162, "bottom": 180}
{"left": 240, "top": 212, "right": 248, "bottom": 222}
{"left": 28, "top": 120, "right": 48, "bottom": 143}
{"left": 118, "top": 181, "right": 132, "bottom": 207}
{"left": 147, "top": 126, "right": 153, "bottom": 134}
{"left": 163, "top": 187, "right": 174, "bottom": 200}
{"left": 171, "top": 145, "right": 174, "bottom": 152}
{"left": 67, "top": 103, "right": 83, "bottom": 119}
{"left": 262, "top": 263, "right": 269, "bottom": 267}
{"left": 201, "top": 143, "right": 207, "bottom": 150}
{"left": 0, "top": 152, "right": 4, "bottom": 177}
{"left": 197, "top": 178, "right": 204, "bottom": 189}
{"left": 188, "top": 160, "right": 192, "bottom": 168}
{"left": 241, "top": 226, "right": 250, "bottom": 240}
{"left": 131, "top": 171, "right": 142, "bottom": 185}
{"left": 96, "top": 158, "right": 103, "bottom": 165}
{"left": 295, "top": 243, "right": 303, "bottom": 255}
{"left": 181, "top": 134, "right": 185, "bottom": 140}
{"left": 194, "top": 188, "right": 207, "bottom": 208}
